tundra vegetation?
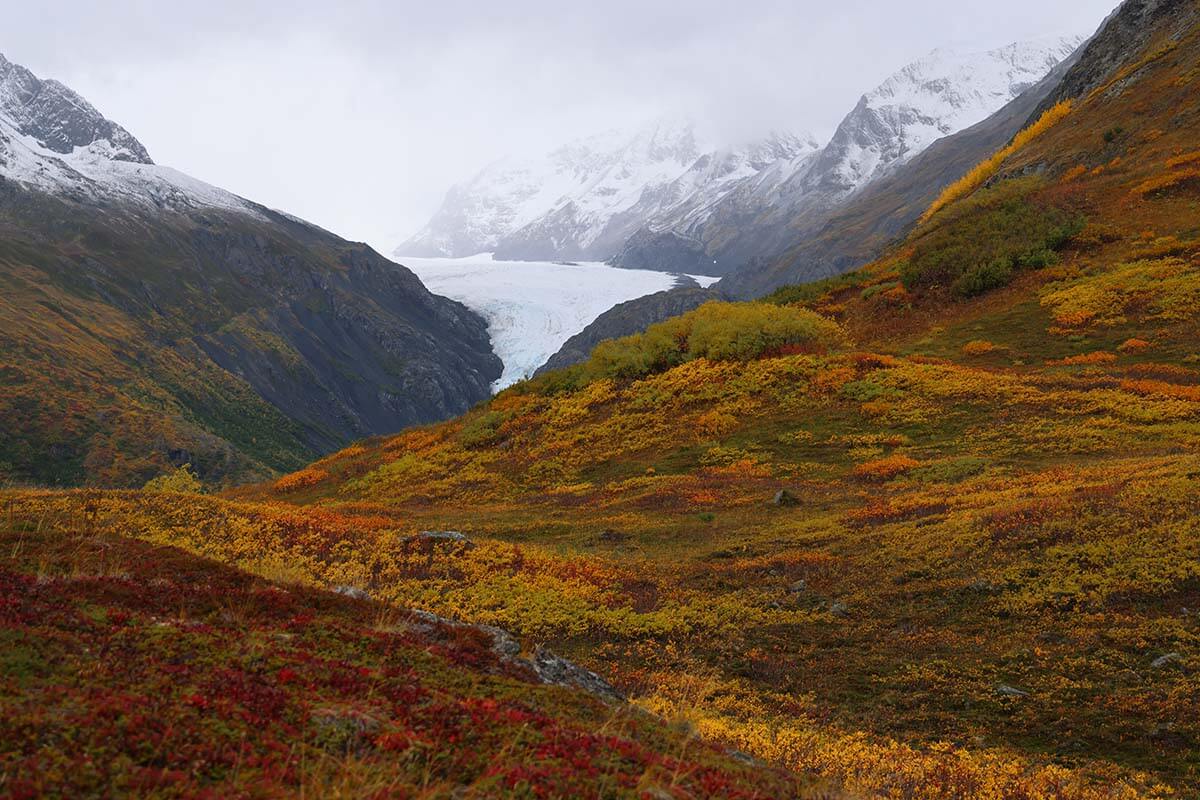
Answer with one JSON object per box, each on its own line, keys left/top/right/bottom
{"left": 5, "top": 11, "right": 1200, "bottom": 800}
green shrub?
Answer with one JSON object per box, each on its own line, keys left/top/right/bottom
{"left": 763, "top": 271, "right": 866, "bottom": 306}
{"left": 951, "top": 259, "right": 1014, "bottom": 298}
{"left": 839, "top": 379, "right": 888, "bottom": 402}
{"left": 911, "top": 457, "right": 988, "bottom": 484}
{"left": 900, "top": 179, "right": 1085, "bottom": 298}
{"left": 583, "top": 301, "right": 846, "bottom": 383}
{"left": 459, "top": 411, "right": 510, "bottom": 448}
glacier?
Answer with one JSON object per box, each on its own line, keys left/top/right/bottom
{"left": 399, "top": 255, "right": 719, "bottom": 391}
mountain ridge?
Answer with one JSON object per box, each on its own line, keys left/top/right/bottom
{"left": 0, "top": 52, "right": 501, "bottom": 487}
{"left": 400, "top": 37, "right": 1082, "bottom": 278}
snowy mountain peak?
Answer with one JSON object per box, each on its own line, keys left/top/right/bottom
{"left": 395, "top": 120, "right": 819, "bottom": 261}
{"left": 813, "top": 35, "right": 1085, "bottom": 194}
{"left": 400, "top": 35, "right": 1083, "bottom": 269}
{"left": 0, "top": 52, "right": 152, "bottom": 164}
{"left": 0, "top": 52, "right": 258, "bottom": 218}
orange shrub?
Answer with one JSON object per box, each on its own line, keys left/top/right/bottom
{"left": 272, "top": 468, "right": 329, "bottom": 493}
{"left": 1166, "top": 149, "right": 1200, "bottom": 169}
{"left": 1133, "top": 167, "right": 1200, "bottom": 197}
{"left": 1049, "top": 351, "right": 1118, "bottom": 366}
{"left": 1121, "top": 379, "right": 1200, "bottom": 402}
{"left": 853, "top": 455, "right": 920, "bottom": 482}
{"left": 962, "top": 340, "right": 997, "bottom": 357}
{"left": 1118, "top": 338, "right": 1151, "bottom": 353}
{"left": 1062, "top": 164, "right": 1088, "bottom": 182}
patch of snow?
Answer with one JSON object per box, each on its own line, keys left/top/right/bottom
{"left": 0, "top": 116, "right": 259, "bottom": 218}
{"left": 399, "top": 254, "right": 716, "bottom": 390}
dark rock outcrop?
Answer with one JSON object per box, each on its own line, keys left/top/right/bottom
{"left": 1031, "top": 0, "right": 1199, "bottom": 121}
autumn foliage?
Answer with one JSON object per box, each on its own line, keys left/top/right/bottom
{"left": 920, "top": 100, "right": 1074, "bottom": 224}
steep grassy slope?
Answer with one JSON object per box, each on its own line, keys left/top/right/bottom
{"left": 230, "top": 3, "right": 1200, "bottom": 796}
{"left": 0, "top": 187, "right": 501, "bottom": 489}
{"left": 0, "top": 494, "right": 812, "bottom": 799}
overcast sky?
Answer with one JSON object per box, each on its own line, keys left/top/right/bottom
{"left": 6, "top": 1, "right": 1117, "bottom": 253}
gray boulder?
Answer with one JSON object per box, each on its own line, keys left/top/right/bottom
{"left": 773, "top": 489, "right": 801, "bottom": 507}
{"left": 1151, "top": 652, "right": 1183, "bottom": 669}
{"left": 531, "top": 646, "right": 624, "bottom": 703}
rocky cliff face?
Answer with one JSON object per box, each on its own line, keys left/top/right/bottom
{"left": 0, "top": 52, "right": 500, "bottom": 486}
{"left": 1031, "top": 0, "right": 1197, "bottom": 119}
{"left": 0, "top": 53, "right": 151, "bottom": 162}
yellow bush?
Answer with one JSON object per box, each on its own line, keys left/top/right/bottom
{"left": 585, "top": 301, "right": 846, "bottom": 382}
{"left": 272, "top": 467, "right": 329, "bottom": 493}
{"left": 920, "top": 101, "right": 1073, "bottom": 225}
{"left": 962, "top": 340, "right": 997, "bottom": 356}
{"left": 142, "top": 464, "right": 203, "bottom": 494}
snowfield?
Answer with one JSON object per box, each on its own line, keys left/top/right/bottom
{"left": 399, "top": 255, "right": 719, "bottom": 390}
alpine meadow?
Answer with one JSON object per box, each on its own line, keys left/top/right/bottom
{"left": 3, "top": 1, "right": 1199, "bottom": 798}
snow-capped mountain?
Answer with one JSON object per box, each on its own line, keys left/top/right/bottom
{"left": 0, "top": 51, "right": 504, "bottom": 480}
{"left": 805, "top": 36, "right": 1085, "bottom": 197}
{"left": 614, "top": 36, "right": 1085, "bottom": 275}
{"left": 404, "top": 36, "right": 1083, "bottom": 276}
{"left": 0, "top": 53, "right": 258, "bottom": 217}
{"left": 395, "top": 121, "right": 818, "bottom": 261}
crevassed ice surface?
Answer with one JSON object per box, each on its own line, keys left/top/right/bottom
{"left": 400, "top": 255, "right": 719, "bottom": 391}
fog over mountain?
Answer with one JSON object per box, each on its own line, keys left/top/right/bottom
{"left": 7, "top": 0, "right": 1116, "bottom": 252}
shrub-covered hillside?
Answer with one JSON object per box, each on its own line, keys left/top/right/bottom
{"left": 5, "top": 2, "right": 1200, "bottom": 798}
{"left": 0, "top": 495, "right": 812, "bottom": 799}
{"left": 244, "top": 4, "right": 1200, "bottom": 796}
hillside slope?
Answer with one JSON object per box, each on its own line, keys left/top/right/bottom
{"left": 250, "top": 0, "right": 1200, "bottom": 795}
{"left": 0, "top": 492, "right": 811, "bottom": 799}
{"left": 0, "top": 53, "right": 501, "bottom": 488}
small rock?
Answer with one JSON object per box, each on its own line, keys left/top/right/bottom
{"left": 996, "top": 684, "right": 1028, "bottom": 698}
{"left": 829, "top": 601, "right": 850, "bottom": 618}
{"left": 1151, "top": 652, "right": 1183, "bottom": 669}
{"left": 789, "top": 580, "right": 807, "bottom": 594}
{"left": 479, "top": 624, "right": 522, "bottom": 659}
{"left": 598, "top": 529, "right": 631, "bottom": 544}
{"left": 333, "top": 585, "right": 369, "bottom": 601}
{"left": 967, "top": 580, "right": 996, "bottom": 593}
{"left": 773, "top": 489, "right": 800, "bottom": 507}
{"left": 531, "top": 646, "right": 624, "bottom": 703}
